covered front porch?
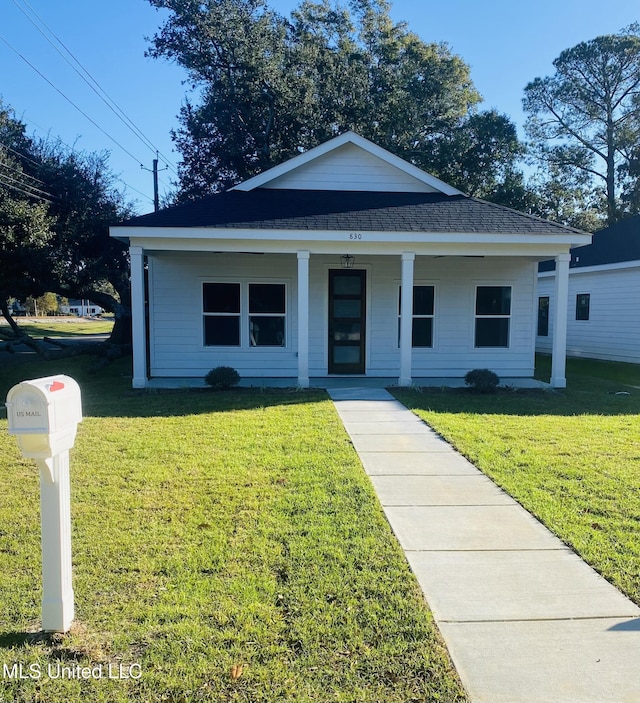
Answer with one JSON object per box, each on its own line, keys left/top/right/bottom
{"left": 128, "top": 245, "right": 572, "bottom": 390}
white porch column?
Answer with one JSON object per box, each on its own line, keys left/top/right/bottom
{"left": 399, "top": 252, "right": 415, "bottom": 387}
{"left": 551, "top": 252, "right": 570, "bottom": 388}
{"left": 130, "top": 245, "right": 147, "bottom": 388}
{"left": 297, "top": 250, "right": 310, "bottom": 388}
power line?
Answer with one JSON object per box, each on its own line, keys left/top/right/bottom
{"left": 0, "top": 32, "right": 145, "bottom": 167}
{"left": 10, "top": 0, "right": 179, "bottom": 178}
{"left": 0, "top": 174, "right": 55, "bottom": 202}
{"left": 0, "top": 156, "right": 49, "bottom": 188}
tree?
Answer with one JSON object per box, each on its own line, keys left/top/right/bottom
{"left": 523, "top": 24, "right": 640, "bottom": 225}
{"left": 29, "top": 141, "right": 135, "bottom": 343}
{"left": 429, "top": 110, "right": 527, "bottom": 200}
{"left": 147, "top": 0, "right": 526, "bottom": 204}
{"left": 0, "top": 103, "right": 134, "bottom": 348}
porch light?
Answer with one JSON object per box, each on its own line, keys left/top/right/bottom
{"left": 340, "top": 254, "right": 355, "bottom": 269}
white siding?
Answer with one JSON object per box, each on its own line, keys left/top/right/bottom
{"left": 150, "top": 252, "right": 537, "bottom": 380}
{"left": 262, "top": 143, "right": 438, "bottom": 193}
{"left": 536, "top": 266, "right": 640, "bottom": 363}
{"left": 149, "top": 253, "right": 299, "bottom": 378}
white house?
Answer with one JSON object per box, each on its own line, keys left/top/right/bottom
{"left": 537, "top": 216, "right": 640, "bottom": 364}
{"left": 60, "top": 299, "right": 104, "bottom": 317}
{"left": 110, "top": 131, "right": 591, "bottom": 389}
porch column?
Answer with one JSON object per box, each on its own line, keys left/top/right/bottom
{"left": 551, "top": 252, "right": 570, "bottom": 388}
{"left": 130, "top": 245, "right": 147, "bottom": 389}
{"left": 297, "top": 250, "right": 310, "bottom": 388}
{"left": 399, "top": 252, "right": 415, "bottom": 387}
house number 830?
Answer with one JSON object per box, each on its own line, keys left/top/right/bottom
{"left": 349, "top": 233, "right": 363, "bottom": 239}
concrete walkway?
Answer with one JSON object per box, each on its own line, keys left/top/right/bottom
{"left": 329, "top": 387, "right": 640, "bottom": 703}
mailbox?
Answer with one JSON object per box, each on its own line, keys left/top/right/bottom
{"left": 6, "top": 375, "right": 82, "bottom": 460}
{"left": 5, "top": 374, "right": 82, "bottom": 633}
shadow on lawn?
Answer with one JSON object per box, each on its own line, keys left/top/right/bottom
{"left": 392, "top": 382, "right": 640, "bottom": 418}
{"left": 0, "top": 630, "right": 53, "bottom": 649}
{"left": 0, "top": 354, "right": 329, "bottom": 420}
{"left": 2, "top": 353, "right": 639, "bottom": 420}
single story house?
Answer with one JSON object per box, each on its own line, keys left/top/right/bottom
{"left": 537, "top": 215, "right": 640, "bottom": 363}
{"left": 110, "top": 131, "right": 591, "bottom": 389}
{"left": 60, "top": 299, "right": 104, "bottom": 317}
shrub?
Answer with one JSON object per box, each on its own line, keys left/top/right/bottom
{"left": 464, "top": 368, "right": 500, "bottom": 393}
{"left": 205, "top": 366, "right": 240, "bottom": 390}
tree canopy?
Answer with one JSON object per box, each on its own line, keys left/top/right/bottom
{"left": 523, "top": 24, "right": 640, "bottom": 226}
{"left": 147, "top": 0, "right": 526, "bottom": 204}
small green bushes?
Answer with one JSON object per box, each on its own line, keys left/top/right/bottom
{"left": 464, "top": 368, "right": 500, "bottom": 393}
{"left": 205, "top": 366, "right": 240, "bottom": 390}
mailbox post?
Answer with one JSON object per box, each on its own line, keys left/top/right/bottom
{"left": 6, "top": 375, "right": 82, "bottom": 633}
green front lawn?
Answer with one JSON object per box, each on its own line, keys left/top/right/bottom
{"left": 0, "top": 357, "right": 466, "bottom": 703}
{"left": 393, "top": 356, "right": 640, "bottom": 606}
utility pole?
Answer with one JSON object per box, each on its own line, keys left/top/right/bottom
{"left": 141, "top": 153, "right": 166, "bottom": 212}
{"left": 152, "top": 158, "right": 159, "bottom": 213}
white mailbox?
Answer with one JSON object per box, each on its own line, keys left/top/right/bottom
{"left": 5, "top": 374, "right": 82, "bottom": 633}
{"left": 6, "top": 375, "right": 82, "bottom": 460}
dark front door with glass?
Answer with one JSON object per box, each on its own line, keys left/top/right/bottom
{"left": 328, "top": 269, "right": 366, "bottom": 374}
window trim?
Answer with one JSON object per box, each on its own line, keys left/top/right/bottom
{"left": 473, "top": 284, "right": 512, "bottom": 349}
{"left": 397, "top": 283, "right": 437, "bottom": 349}
{"left": 202, "top": 280, "right": 289, "bottom": 349}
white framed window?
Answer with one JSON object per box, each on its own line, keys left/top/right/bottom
{"left": 474, "top": 286, "right": 511, "bottom": 348}
{"left": 249, "top": 283, "right": 286, "bottom": 346}
{"left": 203, "top": 282, "right": 241, "bottom": 346}
{"left": 537, "top": 296, "right": 549, "bottom": 337}
{"left": 203, "top": 281, "right": 287, "bottom": 348}
{"left": 397, "top": 285, "right": 435, "bottom": 347}
{"left": 576, "top": 293, "right": 590, "bottom": 321}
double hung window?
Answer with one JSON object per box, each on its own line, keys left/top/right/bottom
{"left": 398, "top": 285, "right": 435, "bottom": 347}
{"left": 203, "top": 282, "right": 286, "bottom": 347}
{"left": 537, "top": 296, "right": 549, "bottom": 337}
{"left": 203, "top": 283, "right": 240, "bottom": 346}
{"left": 475, "top": 286, "right": 511, "bottom": 348}
{"left": 576, "top": 293, "right": 590, "bottom": 321}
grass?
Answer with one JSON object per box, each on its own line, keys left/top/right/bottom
{"left": 393, "top": 355, "right": 640, "bottom": 606}
{"left": 0, "top": 356, "right": 466, "bottom": 703}
{"left": 0, "top": 318, "right": 114, "bottom": 338}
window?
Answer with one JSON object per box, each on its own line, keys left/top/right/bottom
{"left": 203, "top": 282, "right": 287, "bottom": 347}
{"left": 203, "top": 283, "right": 241, "bottom": 346}
{"left": 398, "top": 285, "right": 435, "bottom": 347}
{"left": 475, "top": 286, "right": 511, "bottom": 348}
{"left": 249, "top": 284, "right": 286, "bottom": 346}
{"left": 537, "top": 296, "right": 549, "bottom": 337}
{"left": 576, "top": 293, "right": 590, "bottom": 321}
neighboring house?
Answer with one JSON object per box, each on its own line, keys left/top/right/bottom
{"left": 60, "top": 299, "right": 104, "bottom": 317}
{"left": 537, "top": 216, "right": 640, "bottom": 364}
{"left": 110, "top": 131, "right": 590, "bottom": 389}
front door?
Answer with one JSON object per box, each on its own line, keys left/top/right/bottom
{"left": 328, "top": 269, "right": 366, "bottom": 374}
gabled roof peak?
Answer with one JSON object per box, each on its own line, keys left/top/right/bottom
{"left": 231, "top": 131, "right": 463, "bottom": 196}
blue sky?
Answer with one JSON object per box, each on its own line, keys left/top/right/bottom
{"left": 1, "top": 0, "right": 637, "bottom": 212}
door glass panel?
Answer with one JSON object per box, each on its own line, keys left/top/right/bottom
{"left": 333, "top": 322, "right": 361, "bottom": 341}
{"left": 333, "top": 275, "right": 362, "bottom": 295}
{"left": 334, "top": 299, "right": 361, "bottom": 318}
{"left": 333, "top": 346, "right": 361, "bottom": 364}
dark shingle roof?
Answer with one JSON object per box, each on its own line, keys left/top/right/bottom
{"left": 121, "top": 189, "right": 584, "bottom": 236}
{"left": 539, "top": 215, "right": 640, "bottom": 272}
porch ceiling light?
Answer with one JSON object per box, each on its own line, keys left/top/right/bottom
{"left": 340, "top": 254, "right": 355, "bottom": 269}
